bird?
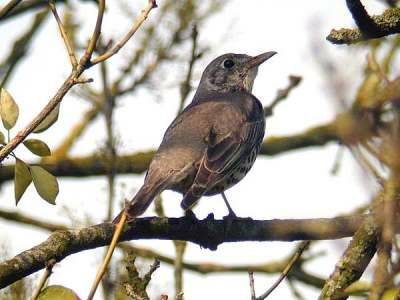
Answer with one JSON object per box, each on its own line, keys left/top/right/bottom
{"left": 89, "top": 52, "right": 277, "bottom": 298}
{"left": 116, "top": 51, "right": 276, "bottom": 221}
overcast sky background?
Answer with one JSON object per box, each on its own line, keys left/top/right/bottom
{"left": 0, "top": 0, "right": 388, "bottom": 299}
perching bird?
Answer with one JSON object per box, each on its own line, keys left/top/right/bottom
{"left": 117, "top": 51, "right": 276, "bottom": 221}
{"left": 90, "top": 52, "right": 277, "bottom": 298}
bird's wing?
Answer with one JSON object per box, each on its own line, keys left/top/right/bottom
{"left": 180, "top": 118, "right": 264, "bottom": 210}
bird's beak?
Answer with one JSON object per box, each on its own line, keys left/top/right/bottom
{"left": 246, "top": 51, "right": 277, "bottom": 69}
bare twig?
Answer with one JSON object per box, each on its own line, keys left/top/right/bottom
{"left": 0, "top": 210, "right": 67, "bottom": 231}
{"left": 89, "top": 0, "right": 158, "bottom": 66}
{"left": 177, "top": 24, "right": 201, "bottom": 113}
{"left": 0, "top": 9, "right": 48, "bottom": 87}
{"left": 249, "top": 272, "right": 256, "bottom": 300}
{"left": 79, "top": 0, "right": 105, "bottom": 68}
{"left": 264, "top": 75, "right": 302, "bottom": 117}
{"left": 0, "top": 0, "right": 23, "bottom": 20}
{"left": 122, "top": 254, "right": 160, "bottom": 300}
{"left": 173, "top": 241, "right": 186, "bottom": 298}
{"left": 48, "top": 0, "right": 78, "bottom": 68}
{"left": 31, "top": 259, "right": 56, "bottom": 300}
{"left": 256, "top": 241, "right": 310, "bottom": 299}
{"left": 370, "top": 241, "right": 391, "bottom": 300}
{"left": 87, "top": 212, "right": 127, "bottom": 299}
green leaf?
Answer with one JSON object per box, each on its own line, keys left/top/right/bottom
{"left": 30, "top": 166, "right": 59, "bottom": 204}
{"left": 38, "top": 285, "right": 80, "bottom": 300}
{"left": 23, "top": 139, "right": 51, "bottom": 156}
{"left": 0, "top": 132, "right": 4, "bottom": 144}
{"left": 14, "top": 159, "right": 32, "bottom": 204}
{"left": 0, "top": 88, "right": 19, "bottom": 130}
{"left": 34, "top": 103, "right": 60, "bottom": 133}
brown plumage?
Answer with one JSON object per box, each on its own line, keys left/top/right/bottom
{"left": 115, "top": 51, "right": 276, "bottom": 221}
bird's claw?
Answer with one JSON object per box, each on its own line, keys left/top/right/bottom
{"left": 184, "top": 209, "right": 198, "bottom": 220}
{"left": 223, "top": 211, "right": 239, "bottom": 221}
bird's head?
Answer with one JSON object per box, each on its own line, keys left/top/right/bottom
{"left": 197, "top": 52, "right": 276, "bottom": 94}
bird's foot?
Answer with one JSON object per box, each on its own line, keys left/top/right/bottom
{"left": 184, "top": 209, "right": 198, "bottom": 221}
{"left": 223, "top": 211, "right": 239, "bottom": 221}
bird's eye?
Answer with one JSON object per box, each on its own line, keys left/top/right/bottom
{"left": 223, "top": 59, "right": 235, "bottom": 69}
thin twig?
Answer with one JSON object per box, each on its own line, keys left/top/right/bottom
{"left": 249, "top": 272, "right": 256, "bottom": 300}
{"left": 0, "top": 0, "right": 23, "bottom": 20}
{"left": 177, "top": 24, "right": 201, "bottom": 113}
{"left": 264, "top": 75, "right": 302, "bottom": 117}
{"left": 87, "top": 212, "right": 127, "bottom": 299}
{"left": 79, "top": 0, "right": 105, "bottom": 67}
{"left": 48, "top": 0, "right": 78, "bottom": 68}
{"left": 89, "top": 0, "right": 158, "bottom": 66}
{"left": 350, "top": 145, "right": 384, "bottom": 185}
{"left": 173, "top": 241, "right": 186, "bottom": 298}
{"left": 256, "top": 241, "right": 310, "bottom": 299}
{"left": 31, "top": 259, "right": 56, "bottom": 300}
{"left": 0, "top": 9, "right": 48, "bottom": 87}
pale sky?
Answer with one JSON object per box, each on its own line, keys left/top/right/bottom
{"left": 0, "top": 1, "right": 386, "bottom": 299}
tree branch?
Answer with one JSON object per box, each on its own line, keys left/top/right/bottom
{"left": 0, "top": 0, "right": 155, "bottom": 163}
{"left": 89, "top": 0, "right": 158, "bottom": 66}
{"left": 327, "top": 7, "right": 400, "bottom": 44}
{"left": 0, "top": 122, "right": 339, "bottom": 182}
{"left": 0, "top": 0, "right": 24, "bottom": 20}
{"left": 0, "top": 209, "right": 67, "bottom": 231}
{"left": 345, "top": 0, "right": 383, "bottom": 37}
{"left": 320, "top": 214, "right": 379, "bottom": 299}
{"left": 0, "top": 214, "right": 365, "bottom": 289}
{"left": 48, "top": 0, "right": 78, "bottom": 68}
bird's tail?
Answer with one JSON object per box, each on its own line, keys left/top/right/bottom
{"left": 112, "top": 178, "right": 166, "bottom": 224}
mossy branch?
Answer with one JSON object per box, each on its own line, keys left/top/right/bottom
{"left": 327, "top": 7, "right": 400, "bottom": 44}
{"left": 0, "top": 214, "right": 365, "bottom": 289}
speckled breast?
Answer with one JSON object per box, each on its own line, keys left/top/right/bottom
{"left": 204, "top": 142, "right": 261, "bottom": 196}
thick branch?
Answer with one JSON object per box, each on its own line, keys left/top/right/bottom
{"left": 0, "top": 209, "right": 330, "bottom": 291}
{"left": 327, "top": 7, "right": 400, "bottom": 44}
{"left": 0, "top": 214, "right": 364, "bottom": 288}
{"left": 345, "top": 0, "right": 383, "bottom": 37}
{"left": 320, "top": 215, "right": 379, "bottom": 299}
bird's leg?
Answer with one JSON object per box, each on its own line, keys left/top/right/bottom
{"left": 221, "top": 191, "right": 237, "bottom": 218}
